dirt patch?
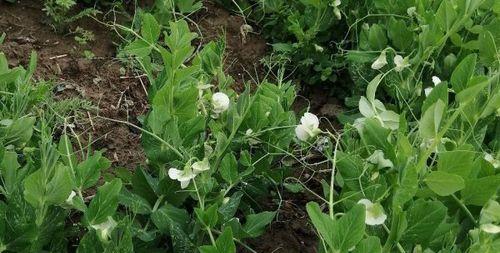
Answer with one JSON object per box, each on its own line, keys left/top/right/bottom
{"left": 193, "top": 0, "right": 267, "bottom": 92}
{"left": 0, "top": 0, "right": 148, "bottom": 169}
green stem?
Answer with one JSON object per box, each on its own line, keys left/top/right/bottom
{"left": 451, "top": 194, "right": 478, "bottom": 226}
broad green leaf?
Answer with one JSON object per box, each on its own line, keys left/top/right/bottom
{"left": 119, "top": 188, "right": 152, "bottom": 214}
{"left": 437, "top": 144, "right": 474, "bottom": 178}
{"left": 366, "top": 74, "right": 383, "bottom": 103}
{"left": 393, "top": 166, "right": 417, "bottom": 209}
{"left": 478, "top": 31, "right": 498, "bottom": 67}
{"left": 0, "top": 150, "right": 20, "bottom": 196}
{"left": 141, "top": 13, "right": 160, "bottom": 44}
{"left": 124, "top": 40, "right": 152, "bottom": 58}
{"left": 195, "top": 204, "right": 219, "bottom": 228}
{"left": 436, "top": 0, "right": 457, "bottom": 32}
{"left": 353, "top": 236, "right": 382, "bottom": 253}
{"left": 218, "top": 191, "right": 243, "bottom": 221}
{"left": 76, "top": 151, "right": 110, "bottom": 190}
{"left": 456, "top": 79, "right": 489, "bottom": 105}
{"left": 306, "top": 202, "right": 336, "bottom": 249}
{"left": 307, "top": 202, "right": 365, "bottom": 252}
{"left": 77, "top": 231, "right": 103, "bottom": 253}
{"left": 24, "top": 165, "right": 73, "bottom": 208}
{"left": 419, "top": 100, "right": 446, "bottom": 139}
{"left": 402, "top": 200, "right": 447, "bottom": 245}
{"left": 85, "top": 179, "right": 122, "bottom": 225}
{"left": 425, "top": 171, "right": 465, "bottom": 196}
{"left": 216, "top": 227, "right": 236, "bottom": 253}
{"left": 462, "top": 176, "right": 500, "bottom": 206}
{"left": 368, "top": 24, "right": 387, "bottom": 50}
{"left": 242, "top": 211, "right": 275, "bottom": 238}
{"left": 387, "top": 17, "right": 412, "bottom": 50}
{"left": 332, "top": 204, "right": 365, "bottom": 252}
{"left": 220, "top": 153, "right": 239, "bottom": 184}
{"left": 422, "top": 82, "right": 448, "bottom": 113}
{"left": 450, "top": 54, "right": 477, "bottom": 93}
{"left": 152, "top": 204, "right": 194, "bottom": 252}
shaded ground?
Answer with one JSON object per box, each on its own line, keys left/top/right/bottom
{"left": 0, "top": 0, "right": 148, "bottom": 169}
{"left": 0, "top": 1, "right": 327, "bottom": 252}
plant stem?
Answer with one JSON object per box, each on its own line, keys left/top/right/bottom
{"left": 451, "top": 194, "right": 478, "bottom": 226}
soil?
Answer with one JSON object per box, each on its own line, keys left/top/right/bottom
{"left": 0, "top": 0, "right": 322, "bottom": 252}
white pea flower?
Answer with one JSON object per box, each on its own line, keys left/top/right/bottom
{"left": 407, "top": 7, "right": 417, "bottom": 17}
{"left": 168, "top": 167, "right": 197, "bottom": 189}
{"left": 481, "top": 224, "right": 500, "bottom": 234}
{"left": 367, "top": 150, "right": 394, "bottom": 169}
{"left": 212, "top": 92, "right": 230, "bottom": 114}
{"left": 425, "top": 76, "right": 442, "bottom": 97}
{"left": 314, "top": 44, "right": 324, "bottom": 52}
{"left": 394, "top": 55, "right": 410, "bottom": 72}
{"left": 484, "top": 153, "right": 500, "bottom": 168}
{"left": 332, "top": 0, "right": 341, "bottom": 7}
{"left": 65, "top": 191, "right": 76, "bottom": 205}
{"left": 358, "top": 199, "right": 387, "bottom": 226}
{"left": 295, "top": 112, "right": 321, "bottom": 141}
{"left": 192, "top": 158, "right": 210, "bottom": 173}
{"left": 371, "top": 51, "right": 388, "bottom": 70}
{"left": 357, "top": 96, "right": 400, "bottom": 130}
{"left": 91, "top": 216, "right": 117, "bottom": 242}
{"left": 432, "top": 76, "right": 442, "bottom": 85}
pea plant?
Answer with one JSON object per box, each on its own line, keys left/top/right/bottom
{"left": 117, "top": 14, "right": 298, "bottom": 252}
{"left": 296, "top": 0, "right": 500, "bottom": 250}
{"left": 346, "top": 0, "right": 499, "bottom": 105}
{"left": 0, "top": 51, "right": 124, "bottom": 252}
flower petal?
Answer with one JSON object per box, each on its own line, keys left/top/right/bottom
{"left": 481, "top": 223, "right": 500, "bottom": 234}
{"left": 371, "top": 51, "right": 388, "bottom": 70}
{"left": 168, "top": 168, "right": 182, "bottom": 180}
{"left": 295, "top": 125, "right": 311, "bottom": 141}
{"left": 192, "top": 159, "right": 210, "bottom": 173}
{"left": 301, "top": 112, "right": 319, "bottom": 129}
{"left": 432, "top": 76, "right": 442, "bottom": 85}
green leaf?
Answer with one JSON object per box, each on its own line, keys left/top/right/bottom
{"left": 119, "top": 188, "right": 152, "bottom": 214}
{"left": 306, "top": 202, "right": 365, "bottom": 252}
{"left": 422, "top": 82, "right": 448, "bottom": 113}
{"left": 216, "top": 227, "right": 236, "bottom": 253}
{"left": 450, "top": 54, "right": 477, "bottom": 93}
{"left": 141, "top": 13, "right": 160, "bottom": 44}
{"left": 218, "top": 191, "right": 243, "bottom": 221}
{"left": 24, "top": 164, "right": 73, "bottom": 208}
{"left": 402, "top": 200, "right": 447, "bottom": 245}
{"left": 368, "top": 24, "right": 387, "bottom": 50}
{"left": 393, "top": 166, "right": 418, "bottom": 209}
{"left": 124, "top": 40, "right": 152, "bottom": 58}
{"left": 151, "top": 204, "right": 194, "bottom": 252}
{"left": 353, "top": 236, "right": 382, "bottom": 253}
{"left": 220, "top": 153, "right": 239, "bottom": 184}
{"left": 462, "top": 176, "right": 500, "bottom": 206}
{"left": 195, "top": 204, "right": 219, "bottom": 228}
{"left": 84, "top": 179, "right": 122, "bottom": 225}
{"left": 425, "top": 171, "right": 465, "bottom": 196}
{"left": 387, "top": 17, "right": 412, "bottom": 51}
{"left": 478, "top": 31, "right": 498, "bottom": 67}
{"left": 332, "top": 204, "right": 365, "bottom": 252}
{"left": 242, "top": 211, "right": 275, "bottom": 238}
{"left": 0, "top": 150, "right": 20, "bottom": 196}
{"left": 366, "top": 74, "right": 383, "bottom": 103}
{"left": 436, "top": 0, "right": 457, "bottom": 32}
{"left": 456, "top": 78, "right": 489, "bottom": 105}
{"left": 437, "top": 144, "right": 474, "bottom": 178}
{"left": 76, "top": 151, "right": 110, "bottom": 190}
{"left": 419, "top": 100, "right": 446, "bottom": 139}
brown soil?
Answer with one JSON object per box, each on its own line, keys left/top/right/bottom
{"left": 193, "top": 1, "right": 267, "bottom": 92}
{"left": 0, "top": 0, "right": 148, "bottom": 169}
